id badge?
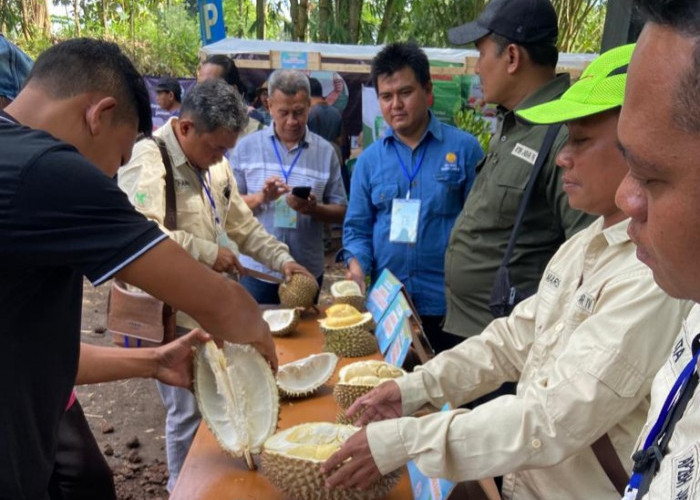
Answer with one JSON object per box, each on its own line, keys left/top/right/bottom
{"left": 389, "top": 198, "right": 421, "bottom": 243}
{"left": 274, "top": 197, "right": 298, "bottom": 228}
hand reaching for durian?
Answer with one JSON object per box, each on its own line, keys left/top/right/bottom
{"left": 321, "top": 427, "right": 382, "bottom": 490}
{"left": 281, "top": 261, "right": 316, "bottom": 282}
{"left": 345, "top": 258, "right": 366, "bottom": 294}
{"left": 344, "top": 381, "right": 403, "bottom": 426}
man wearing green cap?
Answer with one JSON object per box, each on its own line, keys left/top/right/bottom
{"left": 321, "top": 44, "right": 691, "bottom": 500}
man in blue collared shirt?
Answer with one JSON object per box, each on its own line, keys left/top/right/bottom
{"left": 342, "top": 42, "right": 483, "bottom": 347}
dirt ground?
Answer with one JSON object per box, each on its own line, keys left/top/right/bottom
{"left": 77, "top": 247, "right": 346, "bottom": 500}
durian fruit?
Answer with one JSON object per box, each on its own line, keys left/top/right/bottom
{"left": 279, "top": 273, "right": 319, "bottom": 309}
{"left": 330, "top": 280, "right": 365, "bottom": 311}
{"left": 318, "top": 308, "right": 375, "bottom": 336}
{"left": 323, "top": 329, "right": 378, "bottom": 358}
{"left": 334, "top": 360, "right": 406, "bottom": 412}
{"left": 194, "top": 341, "right": 279, "bottom": 469}
{"left": 260, "top": 422, "right": 401, "bottom": 500}
{"left": 277, "top": 352, "right": 339, "bottom": 398}
{"left": 263, "top": 308, "right": 300, "bottom": 337}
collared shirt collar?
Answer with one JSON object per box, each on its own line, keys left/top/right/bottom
{"left": 601, "top": 217, "right": 631, "bottom": 247}
{"left": 515, "top": 73, "right": 571, "bottom": 112}
{"left": 264, "top": 122, "right": 310, "bottom": 151}
{"left": 155, "top": 117, "right": 190, "bottom": 168}
{"left": 382, "top": 110, "right": 444, "bottom": 148}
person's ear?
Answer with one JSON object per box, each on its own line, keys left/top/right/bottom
{"left": 425, "top": 81, "right": 433, "bottom": 96}
{"left": 506, "top": 44, "right": 522, "bottom": 75}
{"left": 178, "top": 118, "right": 195, "bottom": 136}
{"left": 85, "top": 96, "right": 117, "bottom": 137}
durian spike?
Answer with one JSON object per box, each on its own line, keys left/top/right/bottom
{"left": 244, "top": 449, "right": 256, "bottom": 470}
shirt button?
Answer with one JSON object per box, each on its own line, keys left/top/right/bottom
{"left": 531, "top": 439, "right": 542, "bottom": 449}
{"left": 500, "top": 136, "right": 507, "bottom": 142}
{"left": 555, "top": 323, "right": 564, "bottom": 333}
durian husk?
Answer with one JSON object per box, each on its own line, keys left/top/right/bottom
{"left": 279, "top": 273, "right": 319, "bottom": 309}
{"left": 260, "top": 423, "right": 400, "bottom": 500}
{"left": 194, "top": 341, "right": 279, "bottom": 469}
{"left": 333, "top": 295, "right": 366, "bottom": 311}
{"left": 323, "top": 329, "right": 378, "bottom": 358}
{"left": 335, "top": 407, "right": 367, "bottom": 425}
{"left": 263, "top": 308, "right": 301, "bottom": 337}
{"left": 333, "top": 361, "right": 406, "bottom": 410}
{"left": 330, "top": 281, "right": 366, "bottom": 311}
{"left": 277, "top": 352, "right": 339, "bottom": 399}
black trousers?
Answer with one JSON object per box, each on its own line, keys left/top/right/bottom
{"left": 48, "top": 400, "right": 116, "bottom": 500}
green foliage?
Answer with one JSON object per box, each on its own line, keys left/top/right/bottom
{"left": 454, "top": 106, "right": 492, "bottom": 152}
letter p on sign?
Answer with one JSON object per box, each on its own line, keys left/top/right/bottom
{"left": 198, "top": 0, "right": 225, "bottom": 45}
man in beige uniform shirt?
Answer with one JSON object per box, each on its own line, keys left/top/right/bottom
{"left": 118, "top": 80, "right": 311, "bottom": 490}
{"left": 322, "top": 45, "right": 691, "bottom": 500}
{"left": 614, "top": 1, "right": 700, "bottom": 498}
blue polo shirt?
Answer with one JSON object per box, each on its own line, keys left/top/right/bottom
{"left": 342, "top": 112, "right": 483, "bottom": 316}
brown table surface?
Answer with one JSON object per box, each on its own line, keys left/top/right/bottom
{"left": 170, "top": 308, "right": 412, "bottom": 500}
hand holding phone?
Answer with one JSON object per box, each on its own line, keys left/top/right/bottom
{"left": 291, "top": 186, "right": 312, "bottom": 199}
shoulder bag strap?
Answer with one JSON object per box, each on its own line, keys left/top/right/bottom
{"left": 151, "top": 136, "right": 177, "bottom": 231}
{"left": 499, "top": 123, "right": 562, "bottom": 268}
{"left": 591, "top": 433, "right": 629, "bottom": 496}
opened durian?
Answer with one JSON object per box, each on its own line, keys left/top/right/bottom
{"left": 334, "top": 360, "right": 406, "bottom": 414}
{"left": 263, "top": 308, "right": 300, "bottom": 337}
{"left": 324, "top": 329, "right": 378, "bottom": 358}
{"left": 318, "top": 306, "right": 374, "bottom": 336}
{"left": 279, "top": 273, "right": 319, "bottom": 309}
{"left": 260, "top": 422, "right": 401, "bottom": 500}
{"left": 277, "top": 352, "right": 339, "bottom": 398}
{"left": 330, "top": 280, "right": 365, "bottom": 311}
{"left": 194, "top": 341, "right": 279, "bottom": 469}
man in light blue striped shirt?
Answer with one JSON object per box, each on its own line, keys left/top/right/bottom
{"left": 230, "top": 69, "right": 347, "bottom": 303}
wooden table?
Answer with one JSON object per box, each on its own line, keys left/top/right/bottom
{"left": 170, "top": 308, "right": 413, "bottom": 500}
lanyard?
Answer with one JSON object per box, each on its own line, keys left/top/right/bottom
{"left": 392, "top": 140, "right": 428, "bottom": 199}
{"left": 625, "top": 349, "right": 700, "bottom": 497}
{"left": 271, "top": 136, "right": 304, "bottom": 184}
{"left": 195, "top": 169, "right": 222, "bottom": 228}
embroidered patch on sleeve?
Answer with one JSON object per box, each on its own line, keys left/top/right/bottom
{"left": 134, "top": 192, "right": 147, "bottom": 207}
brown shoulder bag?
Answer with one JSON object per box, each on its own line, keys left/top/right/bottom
{"left": 107, "top": 137, "right": 177, "bottom": 347}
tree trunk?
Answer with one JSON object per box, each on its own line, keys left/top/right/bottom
{"left": 377, "top": 0, "right": 402, "bottom": 44}
{"left": 318, "top": 0, "right": 331, "bottom": 42}
{"left": 101, "top": 0, "right": 108, "bottom": 33}
{"left": 347, "top": 0, "right": 362, "bottom": 43}
{"left": 335, "top": 0, "right": 349, "bottom": 42}
{"left": 256, "top": 0, "right": 265, "bottom": 39}
{"left": 290, "top": 0, "right": 307, "bottom": 41}
{"left": 72, "top": 0, "right": 80, "bottom": 36}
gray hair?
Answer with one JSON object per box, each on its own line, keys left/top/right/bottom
{"left": 267, "top": 69, "right": 310, "bottom": 97}
{"left": 179, "top": 79, "right": 249, "bottom": 133}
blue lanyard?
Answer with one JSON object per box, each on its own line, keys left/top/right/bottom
{"left": 271, "top": 136, "right": 304, "bottom": 184}
{"left": 195, "top": 170, "right": 222, "bottom": 227}
{"left": 392, "top": 140, "right": 428, "bottom": 199}
{"left": 626, "top": 350, "right": 700, "bottom": 493}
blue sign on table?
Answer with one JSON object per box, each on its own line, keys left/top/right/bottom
{"left": 376, "top": 293, "right": 413, "bottom": 355}
{"left": 384, "top": 316, "right": 413, "bottom": 367}
{"left": 366, "top": 269, "right": 403, "bottom": 323}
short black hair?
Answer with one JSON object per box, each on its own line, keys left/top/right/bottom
{"left": 308, "top": 77, "right": 323, "bottom": 98}
{"left": 490, "top": 33, "right": 559, "bottom": 69}
{"left": 26, "top": 38, "right": 151, "bottom": 135}
{"left": 203, "top": 54, "right": 242, "bottom": 91}
{"left": 635, "top": 0, "right": 700, "bottom": 131}
{"left": 370, "top": 42, "right": 431, "bottom": 93}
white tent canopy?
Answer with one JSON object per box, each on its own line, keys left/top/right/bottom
{"left": 200, "top": 37, "right": 596, "bottom": 71}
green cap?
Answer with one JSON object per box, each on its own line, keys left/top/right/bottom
{"left": 517, "top": 43, "right": 635, "bottom": 124}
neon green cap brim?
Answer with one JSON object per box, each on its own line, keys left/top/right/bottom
{"left": 517, "top": 99, "right": 621, "bottom": 125}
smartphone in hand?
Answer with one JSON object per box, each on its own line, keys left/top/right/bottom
{"left": 291, "top": 186, "right": 312, "bottom": 199}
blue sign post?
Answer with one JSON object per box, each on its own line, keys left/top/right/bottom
{"left": 198, "top": 0, "right": 226, "bottom": 46}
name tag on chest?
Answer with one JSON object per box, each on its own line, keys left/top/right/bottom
{"left": 511, "top": 143, "right": 539, "bottom": 165}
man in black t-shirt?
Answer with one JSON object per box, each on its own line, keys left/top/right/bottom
{"left": 0, "top": 38, "right": 277, "bottom": 500}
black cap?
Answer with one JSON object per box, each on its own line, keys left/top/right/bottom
{"left": 156, "top": 77, "right": 182, "bottom": 101}
{"left": 448, "top": 0, "right": 558, "bottom": 46}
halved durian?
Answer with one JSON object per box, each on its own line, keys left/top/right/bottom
{"left": 277, "top": 352, "right": 339, "bottom": 398}
{"left": 334, "top": 360, "right": 406, "bottom": 411}
{"left": 279, "top": 273, "right": 319, "bottom": 309}
{"left": 330, "top": 280, "right": 365, "bottom": 311}
{"left": 194, "top": 341, "right": 279, "bottom": 469}
{"left": 263, "top": 308, "right": 300, "bottom": 337}
{"left": 260, "top": 422, "right": 401, "bottom": 500}
{"left": 318, "top": 308, "right": 374, "bottom": 336}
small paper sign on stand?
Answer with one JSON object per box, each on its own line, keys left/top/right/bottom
{"left": 366, "top": 269, "right": 403, "bottom": 323}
